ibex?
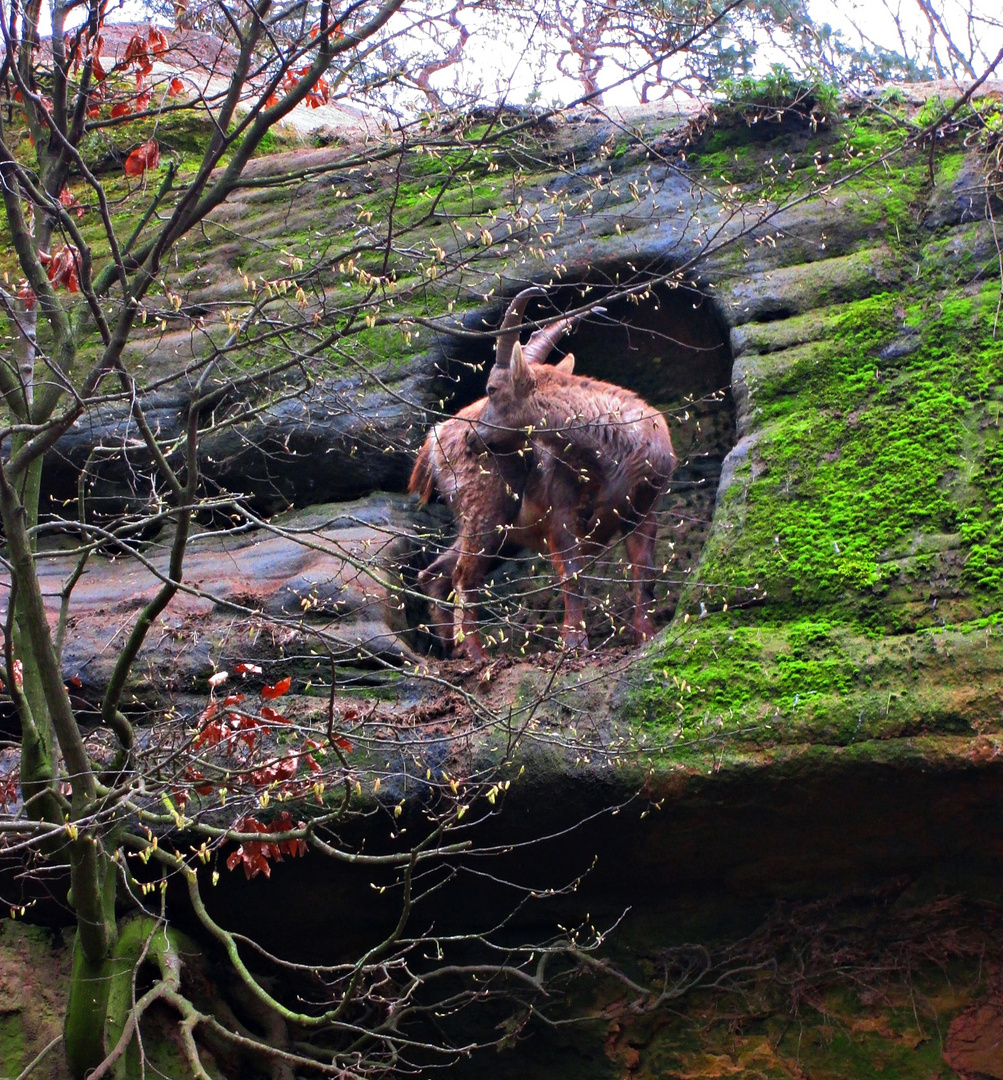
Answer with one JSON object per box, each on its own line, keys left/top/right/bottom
{"left": 473, "top": 338, "right": 676, "bottom": 654}
{"left": 411, "top": 289, "right": 676, "bottom": 659}
{"left": 409, "top": 288, "right": 582, "bottom": 656}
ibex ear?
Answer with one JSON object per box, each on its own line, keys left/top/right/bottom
{"left": 555, "top": 353, "right": 575, "bottom": 374}
{"left": 511, "top": 340, "right": 536, "bottom": 394}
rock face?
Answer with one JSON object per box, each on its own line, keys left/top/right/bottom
{"left": 22, "top": 495, "right": 438, "bottom": 710}
{"left": 41, "top": 362, "right": 446, "bottom": 519}
{"left": 9, "top": 83, "right": 1003, "bottom": 1078}
{"left": 0, "top": 922, "right": 70, "bottom": 1080}
{"left": 26, "top": 84, "right": 1003, "bottom": 731}
{"left": 946, "top": 1002, "right": 1003, "bottom": 1079}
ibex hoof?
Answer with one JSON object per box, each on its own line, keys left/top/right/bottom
{"left": 457, "top": 638, "right": 488, "bottom": 663}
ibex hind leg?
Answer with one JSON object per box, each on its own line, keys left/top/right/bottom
{"left": 623, "top": 514, "right": 659, "bottom": 644}
{"left": 417, "top": 547, "right": 460, "bottom": 652}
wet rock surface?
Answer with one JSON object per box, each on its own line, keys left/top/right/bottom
{"left": 14, "top": 495, "right": 437, "bottom": 706}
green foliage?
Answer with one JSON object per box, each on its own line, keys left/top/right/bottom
{"left": 719, "top": 64, "right": 840, "bottom": 118}
{"left": 915, "top": 94, "right": 955, "bottom": 128}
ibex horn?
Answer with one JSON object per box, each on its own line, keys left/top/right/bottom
{"left": 495, "top": 286, "right": 546, "bottom": 368}
{"left": 521, "top": 304, "right": 607, "bottom": 366}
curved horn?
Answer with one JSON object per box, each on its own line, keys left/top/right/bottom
{"left": 522, "top": 304, "right": 607, "bottom": 366}
{"left": 495, "top": 286, "right": 546, "bottom": 368}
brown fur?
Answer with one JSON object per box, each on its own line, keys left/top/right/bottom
{"left": 409, "top": 293, "right": 664, "bottom": 661}
{"left": 408, "top": 438, "right": 436, "bottom": 504}
{"left": 470, "top": 341, "right": 677, "bottom": 653}
{"left": 410, "top": 368, "right": 573, "bottom": 654}
{"left": 409, "top": 290, "right": 587, "bottom": 657}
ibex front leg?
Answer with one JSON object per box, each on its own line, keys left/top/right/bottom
{"left": 545, "top": 520, "right": 590, "bottom": 652}
{"left": 452, "top": 525, "right": 509, "bottom": 661}
{"left": 623, "top": 513, "right": 659, "bottom": 644}
{"left": 417, "top": 546, "right": 461, "bottom": 651}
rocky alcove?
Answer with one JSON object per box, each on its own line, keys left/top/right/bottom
{"left": 17, "top": 269, "right": 737, "bottom": 706}
{"left": 413, "top": 273, "right": 737, "bottom": 649}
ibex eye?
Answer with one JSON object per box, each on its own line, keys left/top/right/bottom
{"left": 487, "top": 385, "right": 497, "bottom": 396}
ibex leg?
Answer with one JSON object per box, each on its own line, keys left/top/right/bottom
{"left": 623, "top": 514, "right": 659, "bottom": 643}
{"left": 452, "top": 526, "right": 509, "bottom": 661}
{"left": 546, "top": 523, "right": 589, "bottom": 652}
{"left": 417, "top": 546, "right": 461, "bottom": 650}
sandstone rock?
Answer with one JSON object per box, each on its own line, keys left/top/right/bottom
{"left": 11, "top": 495, "right": 434, "bottom": 707}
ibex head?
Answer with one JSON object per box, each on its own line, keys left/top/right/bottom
{"left": 476, "top": 340, "right": 570, "bottom": 447}
{"left": 474, "top": 295, "right": 596, "bottom": 447}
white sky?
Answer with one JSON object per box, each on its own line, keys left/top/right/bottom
{"left": 34, "top": 0, "right": 1003, "bottom": 111}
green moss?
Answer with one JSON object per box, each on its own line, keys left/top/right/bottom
{"left": 628, "top": 614, "right": 1003, "bottom": 750}
{"left": 628, "top": 279, "right": 1003, "bottom": 752}
{"left": 916, "top": 94, "right": 956, "bottom": 127}
{"left": 698, "top": 292, "right": 1003, "bottom": 625}
{"left": 935, "top": 148, "right": 968, "bottom": 185}
{"left": 0, "top": 1012, "right": 27, "bottom": 1075}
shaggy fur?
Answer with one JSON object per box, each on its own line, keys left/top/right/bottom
{"left": 409, "top": 292, "right": 671, "bottom": 659}
{"left": 471, "top": 341, "right": 677, "bottom": 653}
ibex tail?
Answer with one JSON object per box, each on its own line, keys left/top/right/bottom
{"left": 408, "top": 439, "right": 436, "bottom": 504}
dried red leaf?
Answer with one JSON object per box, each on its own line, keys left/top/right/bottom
{"left": 65, "top": 31, "right": 82, "bottom": 69}
{"left": 124, "top": 138, "right": 160, "bottom": 177}
{"left": 261, "top": 676, "right": 291, "bottom": 700}
{"left": 190, "top": 766, "right": 215, "bottom": 795}
{"left": 58, "top": 187, "right": 85, "bottom": 218}
{"left": 226, "top": 812, "right": 307, "bottom": 879}
{"left": 1, "top": 769, "right": 21, "bottom": 811}
{"left": 149, "top": 26, "right": 169, "bottom": 55}
{"left": 123, "top": 32, "right": 148, "bottom": 66}
{"left": 193, "top": 719, "right": 225, "bottom": 749}
{"left": 259, "top": 705, "right": 288, "bottom": 724}
{"left": 234, "top": 662, "right": 263, "bottom": 676}
{"left": 304, "top": 77, "right": 330, "bottom": 109}
{"left": 111, "top": 102, "right": 132, "bottom": 118}
{"left": 16, "top": 281, "right": 36, "bottom": 310}
{"left": 46, "top": 245, "right": 80, "bottom": 293}
{"left": 176, "top": 767, "right": 214, "bottom": 805}
{"left": 233, "top": 714, "right": 263, "bottom": 750}
{"left": 168, "top": 77, "right": 184, "bottom": 96}
{"left": 246, "top": 755, "right": 298, "bottom": 787}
